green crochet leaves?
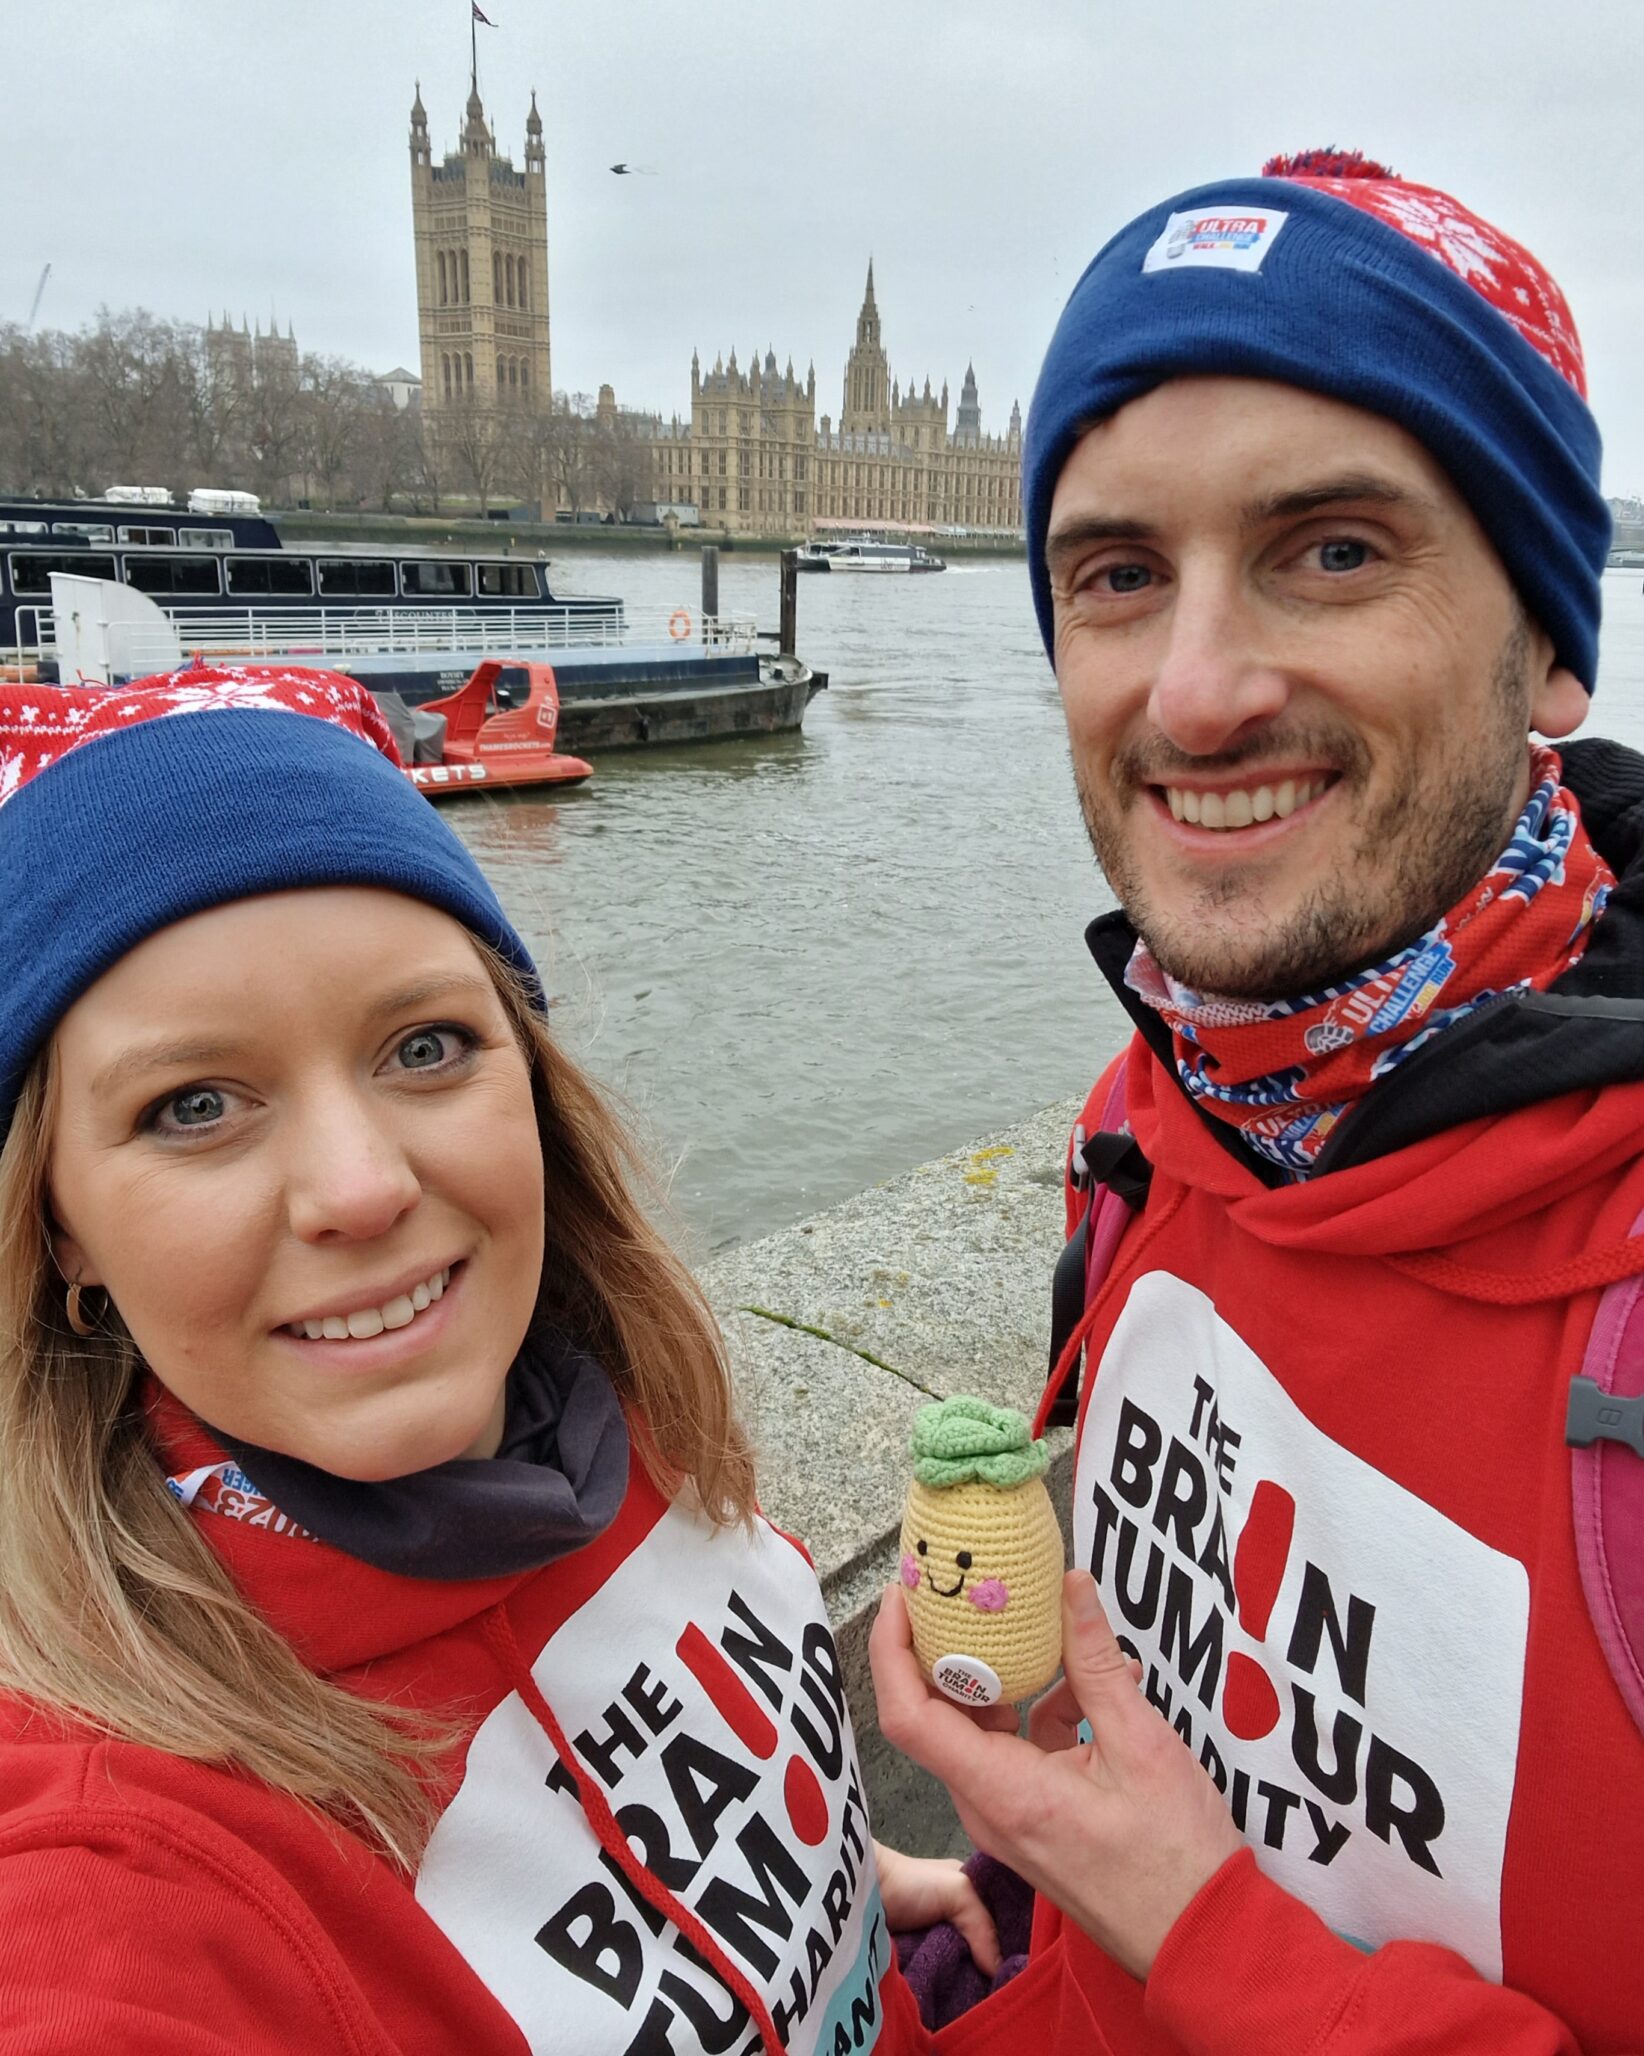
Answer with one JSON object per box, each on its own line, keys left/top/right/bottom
{"left": 910, "top": 1395, "right": 1049, "bottom": 1489}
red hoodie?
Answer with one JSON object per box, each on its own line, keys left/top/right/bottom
{"left": 0, "top": 1394, "right": 927, "bottom": 2055}
{"left": 930, "top": 1006, "right": 1644, "bottom": 2049}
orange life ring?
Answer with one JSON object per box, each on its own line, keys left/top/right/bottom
{"left": 668, "top": 607, "right": 692, "bottom": 641}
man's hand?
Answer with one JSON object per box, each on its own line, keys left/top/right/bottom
{"left": 870, "top": 1568, "right": 1244, "bottom": 1981}
{"left": 872, "top": 1840, "right": 1002, "bottom": 1976}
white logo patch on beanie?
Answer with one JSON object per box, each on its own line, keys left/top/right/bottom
{"left": 1143, "top": 206, "right": 1289, "bottom": 275}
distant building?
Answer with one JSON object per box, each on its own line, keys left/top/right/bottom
{"left": 400, "top": 80, "right": 1018, "bottom": 533}
{"left": 637, "top": 264, "right": 1023, "bottom": 536}
{"left": 204, "top": 312, "right": 300, "bottom": 390}
{"left": 409, "top": 79, "right": 550, "bottom": 417}
{"left": 378, "top": 366, "right": 423, "bottom": 410}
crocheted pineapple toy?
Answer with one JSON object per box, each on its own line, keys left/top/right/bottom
{"left": 899, "top": 1396, "right": 1064, "bottom": 1706}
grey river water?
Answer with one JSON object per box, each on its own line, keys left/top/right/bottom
{"left": 446, "top": 556, "right": 1644, "bottom": 1255}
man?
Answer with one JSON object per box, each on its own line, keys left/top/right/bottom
{"left": 871, "top": 153, "right": 1643, "bottom": 2051}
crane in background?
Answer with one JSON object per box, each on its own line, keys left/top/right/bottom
{"left": 25, "top": 264, "right": 51, "bottom": 332}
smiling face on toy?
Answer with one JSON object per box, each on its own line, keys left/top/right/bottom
{"left": 900, "top": 1497, "right": 1011, "bottom": 1614}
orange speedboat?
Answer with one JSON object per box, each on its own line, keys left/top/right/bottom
{"left": 404, "top": 660, "right": 592, "bottom": 798}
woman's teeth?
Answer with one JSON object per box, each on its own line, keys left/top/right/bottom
{"left": 286, "top": 1266, "right": 450, "bottom": 1341}
{"left": 1165, "top": 777, "right": 1328, "bottom": 830}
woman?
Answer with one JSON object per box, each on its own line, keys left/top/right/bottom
{"left": 0, "top": 666, "right": 989, "bottom": 2052}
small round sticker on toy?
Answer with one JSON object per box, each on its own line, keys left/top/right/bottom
{"left": 931, "top": 1653, "right": 1002, "bottom": 1707}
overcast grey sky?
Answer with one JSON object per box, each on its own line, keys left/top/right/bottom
{"left": 6, "top": 1, "right": 1644, "bottom": 487}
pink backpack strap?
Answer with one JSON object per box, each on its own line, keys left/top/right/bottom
{"left": 1566, "top": 1206, "right": 1644, "bottom": 1741}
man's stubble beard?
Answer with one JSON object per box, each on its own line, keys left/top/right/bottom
{"left": 1076, "top": 616, "right": 1535, "bottom": 1001}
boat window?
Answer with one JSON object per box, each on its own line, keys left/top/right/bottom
{"left": 0, "top": 520, "right": 47, "bottom": 538}
{"left": 317, "top": 557, "right": 397, "bottom": 598}
{"left": 476, "top": 562, "right": 538, "bottom": 598}
{"left": 400, "top": 559, "right": 472, "bottom": 598}
{"left": 179, "top": 527, "right": 235, "bottom": 551}
{"left": 117, "top": 525, "right": 176, "bottom": 547}
{"left": 53, "top": 522, "right": 115, "bottom": 545}
{"left": 7, "top": 551, "right": 119, "bottom": 594}
{"left": 225, "top": 556, "right": 314, "bottom": 597}
{"left": 122, "top": 553, "right": 223, "bottom": 596}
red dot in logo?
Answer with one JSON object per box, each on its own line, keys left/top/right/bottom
{"left": 783, "top": 1754, "right": 829, "bottom": 1846}
{"left": 1222, "top": 1651, "right": 1282, "bottom": 1742}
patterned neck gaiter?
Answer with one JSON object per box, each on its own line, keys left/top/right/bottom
{"left": 1124, "top": 745, "right": 1616, "bottom": 1177}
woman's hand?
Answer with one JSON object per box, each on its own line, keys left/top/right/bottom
{"left": 873, "top": 1839, "right": 1002, "bottom": 1977}
{"left": 870, "top": 1568, "right": 1244, "bottom": 1982}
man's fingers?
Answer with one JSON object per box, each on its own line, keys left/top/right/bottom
{"left": 1060, "top": 1571, "right": 1148, "bottom": 1736}
{"left": 870, "top": 1586, "right": 1030, "bottom": 1778}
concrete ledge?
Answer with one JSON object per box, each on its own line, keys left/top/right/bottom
{"left": 700, "top": 1095, "right": 1083, "bottom": 1852}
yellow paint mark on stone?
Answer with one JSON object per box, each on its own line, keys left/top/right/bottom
{"left": 963, "top": 1170, "right": 998, "bottom": 1187}
{"left": 969, "top": 1145, "right": 1016, "bottom": 1164}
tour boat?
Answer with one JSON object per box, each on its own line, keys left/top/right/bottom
{"left": 794, "top": 537, "right": 945, "bottom": 573}
{"left": 0, "top": 493, "right": 621, "bottom": 651}
{"left": 381, "top": 658, "right": 592, "bottom": 798}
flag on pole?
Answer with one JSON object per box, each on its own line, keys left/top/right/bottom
{"left": 472, "top": 4, "right": 496, "bottom": 22}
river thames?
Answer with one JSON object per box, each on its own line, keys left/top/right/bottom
{"left": 446, "top": 554, "right": 1644, "bottom": 1255}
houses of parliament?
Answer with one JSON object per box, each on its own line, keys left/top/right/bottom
{"left": 409, "top": 82, "right": 1023, "bottom": 536}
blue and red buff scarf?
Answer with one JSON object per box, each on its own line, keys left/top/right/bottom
{"left": 1125, "top": 745, "right": 1616, "bottom": 1177}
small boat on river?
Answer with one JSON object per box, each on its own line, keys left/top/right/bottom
{"left": 794, "top": 537, "right": 945, "bottom": 574}
{"left": 381, "top": 659, "right": 592, "bottom": 800}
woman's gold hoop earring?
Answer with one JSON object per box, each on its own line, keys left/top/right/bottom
{"left": 65, "top": 1283, "right": 106, "bottom": 1338}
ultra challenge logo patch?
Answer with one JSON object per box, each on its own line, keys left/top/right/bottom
{"left": 1075, "top": 1274, "right": 1527, "bottom": 1978}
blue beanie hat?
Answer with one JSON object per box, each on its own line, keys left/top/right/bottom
{"left": 1023, "top": 155, "right": 1611, "bottom": 689}
{"left": 0, "top": 665, "right": 539, "bottom": 1138}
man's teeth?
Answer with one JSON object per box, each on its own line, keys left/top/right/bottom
{"left": 287, "top": 1266, "right": 451, "bottom": 1340}
{"left": 1166, "top": 777, "right": 1328, "bottom": 829}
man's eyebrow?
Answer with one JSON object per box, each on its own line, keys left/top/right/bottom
{"left": 1245, "top": 475, "right": 1438, "bottom": 526}
{"left": 1044, "top": 514, "right": 1161, "bottom": 573}
{"left": 90, "top": 974, "right": 497, "bottom": 1099}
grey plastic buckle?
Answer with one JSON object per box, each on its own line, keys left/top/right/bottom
{"left": 1069, "top": 1123, "right": 1091, "bottom": 1191}
{"left": 1566, "top": 1374, "right": 1644, "bottom": 1460}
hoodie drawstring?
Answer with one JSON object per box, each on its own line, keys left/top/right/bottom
{"left": 480, "top": 1604, "right": 787, "bottom": 2056}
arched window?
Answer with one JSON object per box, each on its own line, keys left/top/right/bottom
{"left": 460, "top": 251, "right": 470, "bottom": 303}
{"left": 519, "top": 265, "right": 528, "bottom": 311}
{"left": 437, "top": 252, "right": 446, "bottom": 306}
{"left": 503, "top": 255, "right": 514, "bottom": 307}
{"left": 497, "top": 353, "right": 506, "bottom": 390}
{"left": 493, "top": 251, "right": 502, "bottom": 302}
{"left": 520, "top": 358, "right": 528, "bottom": 390}
{"left": 511, "top": 357, "right": 520, "bottom": 388}
{"left": 465, "top": 353, "right": 474, "bottom": 392}
{"left": 442, "top": 354, "right": 452, "bottom": 401}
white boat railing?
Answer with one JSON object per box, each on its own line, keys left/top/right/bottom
{"left": 4, "top": 603, "right": 759, "bottom": 679}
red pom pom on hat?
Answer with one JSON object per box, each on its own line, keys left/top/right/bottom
{"left": 1262, "top": 146, "right": 1586, "bottom": 394}
{"left": 1263, "top": 149, "right": 1398, "bottom": 180}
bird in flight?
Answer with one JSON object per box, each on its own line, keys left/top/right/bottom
{"left": 609, "top": 162, "right": 659, "bottom": 175}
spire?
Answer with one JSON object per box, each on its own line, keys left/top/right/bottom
{"left": 410, "top": 80, "right": 426, "bottom": 124}
{"left": 864, "top": 257, "right": 876, "bottom": 309}
{"left": 526, "top": 88, "right": 542, "bottom": 134}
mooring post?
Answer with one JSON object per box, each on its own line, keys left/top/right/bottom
{"left": 701, "top": 546, "right": 720, "bottom": 635}
{"left": 779, "top": 549, "right": 798, "bottom": 656}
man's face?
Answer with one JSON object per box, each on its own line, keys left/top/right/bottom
{"left": 1046, "top": 377, "right": 1588, "bottom": 999}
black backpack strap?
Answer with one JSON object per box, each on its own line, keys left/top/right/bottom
{"left": 1043, "top": 1131, "right": 1152, "bottom": 1429}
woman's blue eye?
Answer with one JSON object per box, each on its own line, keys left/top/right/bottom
{"left": 395, "top": 1026, "right": 469, "bottom": 1071}
{"left": 1318, "top": 539, "right": 1369, "bottom": 573}
{"left": 165, "top": 1088, "right": 225, "bottom": 1129}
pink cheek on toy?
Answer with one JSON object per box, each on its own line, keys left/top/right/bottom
{"left": 900, "top": 1553, "right": 921, "bottom": 1590}
{"left": 969, "top": 1579, "right": 1009, "bottom": 1613}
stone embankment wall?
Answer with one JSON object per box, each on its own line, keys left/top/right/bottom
{"left": 699, "top": 1096, "right": 1084, "bottom": 1855}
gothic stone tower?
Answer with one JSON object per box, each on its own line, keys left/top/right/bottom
{"left": 410, "top": 78, "right": 550, "bottom": 417}
{"left": 840, "top": 261, "right": 891, "bottom": 433}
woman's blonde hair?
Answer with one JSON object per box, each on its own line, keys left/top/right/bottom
{"left": 0, "top": 942, "right": 754, "bottom": 1865}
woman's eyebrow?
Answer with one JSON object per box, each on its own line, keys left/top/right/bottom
{"left": 90, "top": 975, "right": 497, "bottom": 1098}
{"left": 92, "top": 1038, "right": 244, "bottom": 1099}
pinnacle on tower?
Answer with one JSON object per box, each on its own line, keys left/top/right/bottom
{"left": 526, "top": 89, "right": 542, "bottom": 134}
{"left": 411, "top": 81, "right": 426, "bottom": 124}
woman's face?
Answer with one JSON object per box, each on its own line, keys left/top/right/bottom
{"left": 47, "top": 887, "right": 545, "bottom": 1480}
